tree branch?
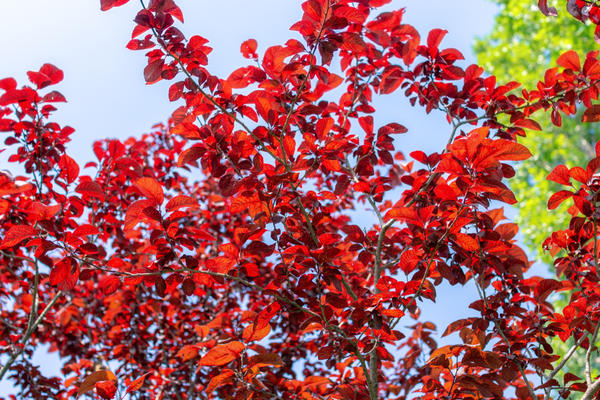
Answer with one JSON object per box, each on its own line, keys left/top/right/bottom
{"left": 0, "top": 290, "right": 63, "bottom": 382}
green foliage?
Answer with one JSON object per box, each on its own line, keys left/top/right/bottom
{"left": 475, "top": 0, "right": 598, "bottom": 264}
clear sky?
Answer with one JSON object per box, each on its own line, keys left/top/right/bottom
{"left": 0, "top": 0, "right": 500, "bottom": 396}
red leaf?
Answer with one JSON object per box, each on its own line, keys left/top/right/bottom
{"left": 76, "top": 181, "right": 105, "bottom": 200}
{"left": 534, "top": 278, "right": 563, "bottom": 302}
{"left": 557, "top": 50, "right": 581, "bottom": 71}
{"left": 588, "top": 156, "right": 600, "bottom": 175}
{"left": 95, "top": 381, "right": 117, "bottom": 400}
{"left": 100, "top": 0, "right": 130, "bottom": 11}
{"left": 206, "top": 370, "right": 235, "bottom": 394}
{"left": 255, "top": 302, "right": 280, "bottom": 330}
{"left": 442, "top": 318, "right": 474, "bottom": 337}
{"left": 28, "top": 202, "right": 61, "bottom": 222}
{"left": 242, "top": 323, "right": 271, "bottom": 342}
{"left": 358, "top": 116, "right": 373, "bottom": 135}
{"left": 124, "top": 199, "right": 155, "bottom": 230}
{"left": 378, "top": 122, "right": 407, "bottom": 135}
{"left": 496, "top": 223, "right": 519, "bottom": 240}
{"left": 454, "top": 233, "right": 479, "bottom": 251}
{"left": 144, "top": 59, "right": 164, "bottom": 84}
{"left": 134, "top": 177, "right": 164, "bottom": 205}
{"left": 547, "top": 190, "right": 573, "bottom": 210}
{"left": 0, "top": 78, "right": 17, "bottom": 91}
{"left": 206, "top": 256, "right": 236, "bottom": 274}
{"left": 59, "top": 154, "right": 80, "bottom": 184}
{"left": 126, "top": 372, "right": 150, "bottom": 394}
{"left": 177, "top": 345, "right": 200, "bottom": 362}
{"left": 513, "top": 118, "right": 541, "bottom": 131}
{"left": 570, "top": 166, "right": 587, "bottom": 184}
{"left": 240, "top": 39, "right": 258, "bottom": 58}
{"left": 322, "top": 158, "right": 341, "bottom": 172}
{"left": 27, "top": 64, "right": 64, "bottom": 89}
{"left": 547, "top": 164, "right": 571, "bottom": 186}
{"left": 41, "top": 90, "right": 67, "bottom": 103}
{"left": 40, "top": 63, "right": 64, "bottom": 84}
{"left": 100, "top": 275, "right": 120, "bottom": 295}
{"left": 564, "top": 372, "right": 582, "bottom": 384}
{"left": 72, "top": 224, "right": 100, "bottom": 238}
{"left": 379, "top": 66, "right": 404, "bottom": 94}
{"left": 538, "top": 0, "right": 558, "bottom": 16}
{"left": 126, "top": 36, "right": 155, "bottom": 51}
{"left": 77, "top": 370, "right": 117, "bottom": 398}
{"left": 168, "top": 81, "right": 184, "bottom": 101}
{"left": 49, "top": 258, "right": 75, "bottom": 287}
{"left": 381, "top": 309, "right": 404, "bottom": 318}
{"left": 0, "top": 225, "right": 36, "bottom": 249}
{"left": 198, "top": 341, "right": 244, "bottom": 366}
{"left": 283, "top": 136, "right": 296, "bottom": 157}
{"left": 583, "top": 105, "right": 600, "bottom": 122}
{"left": 493, "top": 141, "right": 532, "bottom": 161}
{"left": 178, "top": 146, "right": 204, "bottom": 166}
{"left": 315, "top": 117, "right": 334, "bottom": 140}
{"left": 340, "top": 32, "right": 367, "bottom": 53}
{"left": 166, "top": 195, "right": 198, "bottom": 211}
{"left": 248, "top": 353, "right": 283, "bottom": 368}
{"left": 427, "top": 28, "right": 447, "bottom": 51}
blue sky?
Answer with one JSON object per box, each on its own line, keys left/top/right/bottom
{"left": 0, "top": 0, "right": 501, "bottom": 396}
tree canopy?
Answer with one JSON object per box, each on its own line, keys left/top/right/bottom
{"left": 2, "top": 1, "right": 600, "bottom": 399}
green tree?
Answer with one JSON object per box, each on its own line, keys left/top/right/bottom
{"left": 475, "top": 0, "right": 600, "bottom": 379}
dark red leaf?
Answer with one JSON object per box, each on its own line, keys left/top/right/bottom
{"left": 538, "top": 0, "right": 558, "bottom": 16}
{"left": 583, "top": 105, "right": 600, "bottom": 122}
{"left": 100, "top": 0, "right": 130, "bottom": 11}
{"left": 144, "top": 59, "right": 164, "bottom": 84}
{"left": 41, "top": 90, "right": 67, "bottom": 103}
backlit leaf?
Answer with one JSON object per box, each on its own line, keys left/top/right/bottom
{"left": 548, "top": 190, "right": 573, "bottom": 210}
{"left": 242, "top": 323, "right": 271, "bottom": 342}
{"left": 198, "top": 341, "right": 245, "bottom": 366}
{"left": 134, "top": 177, "right": 164, "bottom": 205}
{"left": 0, "top": 225, "right": 36, "bottom": 249}
{"left": 547, "top": 164, "right": 571, "bottom": 186}
{"left": 76, "top": 181, "right": 105, "bottom": 200}
{"left": 166, "top": 195, "right": 198, "bottom": 211}
{"left": 126, "top": 372, "right": 151, "bottom": 394}
{"left": 77, "top": 370, "right": 117, "bottom": 398}
{"left": 206, "top": 370, "right": 235, "bottom": 394}
{"left": 240, "top": 39, "right": 257, "bottom": 58}
{"left": 96, "top": 381, "right": 117, "bottom": 400}
{"left": 557, "top": 50, "right": 581, "bottom": 71}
